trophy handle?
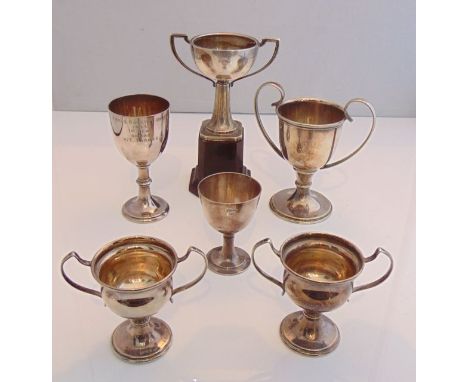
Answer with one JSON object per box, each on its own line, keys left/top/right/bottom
{"left": 322, "top": 98, "right": 376, "bottom": 169}
{"left": 171, "top": 246, "right": 208, "bottom": 300}
{"left": 251, "top": 238, "right": 285, "bottom": 294}
{"left": 61, "top": 251, "right": 102, "bottom": 298}
{"left": 353, "top": 247, "right": 394, "bottom": 293}
{"left": 170, "top": 33, "right": 216, "bottom": 86}
{"left": 254, "top": 81, "right": 285, "bottom": 158}
{"left": 231, "top": 38, "right": 280, "bottom": 86}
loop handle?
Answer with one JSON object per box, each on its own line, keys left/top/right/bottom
{"left": 231, "top": 38, "right": 280, "bottom": 86}
{"left": 172, "top": 246, "right": 208, "bottom": 299}
{"left": 254, "top": 81, "right": 285, "bottom": 158}
{"left": 353, "top": 247, "right": 394, "bottom": 293}
{"left": 251, "top": 238, "right": 284, "bottom": 293}
{"left": 322, "top": 98, "right": 376, "bottom": 169}
{"left": 169, "top": 33, "right": 216, "bottom": 86}
{"left": 61, "top": 251, "right": 101, "bottom": 298}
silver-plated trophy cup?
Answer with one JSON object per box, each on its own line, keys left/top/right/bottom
{"left": 170, "top": 32, "right": 279, "bottom": 195}
{"left": 108, "top": 94, "right": 170, "bottom": 223}
{"left": 255, "top": 82, "right": 376, "bottom": 224}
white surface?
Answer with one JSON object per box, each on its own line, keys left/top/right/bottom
{"left": 53, "top": 111, "right": 415, "bottom": 381}
{"left": 52, "top": 0, "right": 415, "bottom": 117}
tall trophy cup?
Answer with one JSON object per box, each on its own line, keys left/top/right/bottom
{"left": 170, "top": 33, "right": 279, "bottom": 196}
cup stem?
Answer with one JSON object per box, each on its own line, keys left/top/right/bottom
{"left": 131, "top": 317, "right": 151, "bottom": 326}
{"left": 136, "top": 165, "right": 157, "bottom": 205}
{"left": 294, "top": 170, "right": 314, "bottom": 197}
{"left": 303, "top": 310, "right": 321, "bottom": 320}
{"left": 221, "top": 233, "right": 236, "bottom": 262}
{"left": 207, "top": 81, "right": 235, "bottom": 134}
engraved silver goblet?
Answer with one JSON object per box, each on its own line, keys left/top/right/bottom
{"left": 108, "top": 94, "right": 170, "bottom": 223}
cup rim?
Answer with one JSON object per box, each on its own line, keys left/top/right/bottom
{"left": 108, "top": 94, "right": 170, "bottom": 117}
{"left": 197, "top": 172, "right": 262, "bottom": 206}
{"left": 190, "top": 32, "right": 260, "bottom": 51}
{"left": 278, "top": 232, "right": 365, "bottom": 285}
{"left": 90, "top": 235, "right": 178, "bottom": 293}
{"left": 276, "top": 98, "right": 347, "bottom": 130}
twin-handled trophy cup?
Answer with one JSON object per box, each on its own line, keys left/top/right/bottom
{"left": 170, "top": 33, "right": 279, "bottom": 195}
{"left": 252, "top": 232, "right": 393, "bottom": 356}
{"left": 61, "top": 236, "right": 207, "bottom": 362}
{"left": 255, "top": 82, "right": 376, "bottom": 224}
{"left": 108, "top": 94, "right": 170, "bottom": 223}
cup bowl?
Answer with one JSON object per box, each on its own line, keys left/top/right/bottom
{"left": 279, "top": 233, "right": 363, "bottom": 313}
{"left": 198, "top": 172, "right": 261, "bottom": 234}
{"left": 190, "top": 33, "right": 259, "bottom": 81}
{"left": 91, "top": 236, "right": 179, "bottom": 318}
{"left": 276, "top": 99, "right": 346, "bottom": 171}
{"left": 108, "top": 94, "right": 169, "bottom": 166}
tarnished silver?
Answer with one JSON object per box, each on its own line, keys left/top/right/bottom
{"left": 252, "top": 232, "right": 393, "bottom": 356}
{"left": 108, "top": 94, "right": 170, "bottom": 223}
{"left": 170, "top": 32, "right": 279, "bottom": 140}
{"left": 61, "top": 236, "right": 207, "bottom": 363}
{"left": 254, "top": 82, "right": 376, "bottom": 224}
{"left": 198, "top": 172, "right": 261, "bottom": 275}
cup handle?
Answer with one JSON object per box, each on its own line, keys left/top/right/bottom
{"left": 254, "top": 81, "right": 285, "bottom": 158}
{"left": 231, "top": 38, "right": 280, "bottom": 86}
{"left": 169, "top": 33, "right": 216, "bottom": 86}
{"left": 61, "top": 251, "right": 102, "bottom": 298}
{"left": 252, "top": 238, "right": 285, "bottom": 294}
{"left": 322, "top": 98, "right": 376, "bottom": 169}
{"left": 171, "top": 246, "right": 208, "bottom": 300}
{"left": 352, "top": 247, "right": 394, "bottom": 293}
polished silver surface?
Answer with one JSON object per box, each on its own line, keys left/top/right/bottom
{"left": 198, "top": 172, "right": 261, "bottom": 275}
{"left": 171, "top": 32, "right": 279, "bottom": 138}
{"left": 252, "top": 233, "right": 393, "bottom": 356}
{"left": 61, "top": 236, "right": 207, "bottom": 363}
{"left": 108, "top": 94, "right": 170, "bottom": 223}
{"left": 255, "top": 82, "right": 376, "bottom": 223}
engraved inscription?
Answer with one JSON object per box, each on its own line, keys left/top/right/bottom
{"left": 225, "top": 207, "right": 238, "bottom": 216}
{"left": 123, "top": 118, "right": 155, "bottom": 144}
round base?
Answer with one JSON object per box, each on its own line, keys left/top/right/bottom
{"left": 269, "top": 188, "right": 332, "bottom": 224}
{"left": 280, "top": 311, "right": 340, "bottom": 356}
{"left": 111, "top": 317, "right": 172, "bottom": 363}
{"left": 122, "top": 195, "right": 169, "bottom": 223}
{"left": 207, "top": 246, "right": 251, "bottom": 275}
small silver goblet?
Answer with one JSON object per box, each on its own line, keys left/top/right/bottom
{"left": 198, "top": 172, "right": 261, "bottom": 275}
{"left": 108, "top": 94, "right": 170, "bottom": 223}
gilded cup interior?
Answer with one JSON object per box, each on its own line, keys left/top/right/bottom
{"left": 192, "top": 33, "right": 257, "bottom": 51}
{"left": 92, "top": 237, "right": 177, "bottom": 291}
{"left": 281, "top": 233, "right": 364, "bottom": 283}
{"left": 108, "top": 94, "right": 169, "bottom": 117}
{"left": 277, "top": 99, "right": 345, "bottom": 127}
{"left": 198, "top": 172, "right": 261, "bottom": 205}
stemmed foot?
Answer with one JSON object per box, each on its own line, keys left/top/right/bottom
{"left": 122, "top": 165, "right": 169, "bottom": 223}
{"left": 269, "top": 171, "right": 332, "bottom": 224}
{"left": 207, "top": 233, "right": 251, "bottom": 275}
{"left": 279, "top": 310, "right": 340, "bottom": 356}
{"left": 111, "top": 317, "right": 172, "bottom": 363}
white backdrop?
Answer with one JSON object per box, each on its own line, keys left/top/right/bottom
{"left": 53, "top": 0, "right": 415, "bottom": 117}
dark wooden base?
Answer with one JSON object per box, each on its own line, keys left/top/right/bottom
{"left": 188, "top": 136, "right": 251, "bottom": 196}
